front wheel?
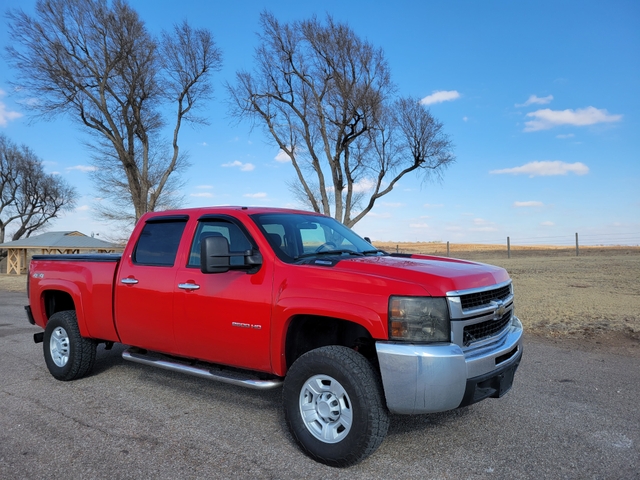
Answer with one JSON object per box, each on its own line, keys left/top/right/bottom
{"left": 43, "top": 310, "right": 96, "bottom": 381}
{"left": 283, "top": 346, "right": 389, "bottom": 467}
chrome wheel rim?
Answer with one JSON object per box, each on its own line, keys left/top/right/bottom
{"left": 50, "top": 326, "right": 70, "bottom": 367}
{"left": 299, "top": 374, "right": 353, "bottom": 443}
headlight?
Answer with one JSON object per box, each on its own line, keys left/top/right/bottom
{"left": 388, "top": 296, "right": 450, "bottom": 343}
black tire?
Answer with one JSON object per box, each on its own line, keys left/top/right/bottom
{"left": 43, "top": 310, "right": 97, "bottom": 381}
{"left": 283, "top": 346, "right": 389, "bottom": 467}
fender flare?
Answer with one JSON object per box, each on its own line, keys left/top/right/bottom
{"left": 38, "top": 279, "right": 90, "bottom": 338}
{"left": 272, "top": 297, "right": 386, "bottom": 375}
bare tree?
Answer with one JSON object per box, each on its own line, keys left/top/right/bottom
{"left": 0, "top": 134, "right": 76, "bottom": 247}
{"left": 228, "top": 13, "right": 454, "bottom": 227}
{"left": 6, "top": 0, "right": 222, "bottom": 222}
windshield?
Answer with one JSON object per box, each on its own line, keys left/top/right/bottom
{"left": 250, "top": 212, "right": 381, "bottom": 263}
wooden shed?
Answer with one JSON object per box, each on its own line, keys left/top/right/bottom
{"left": 0, "top": 231, "right": 123, "bottom": 275}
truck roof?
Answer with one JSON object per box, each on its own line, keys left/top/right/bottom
{"left": 139, "top": 206, "right": 321, "bottom": 221}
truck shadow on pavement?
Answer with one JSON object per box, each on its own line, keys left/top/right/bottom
{"left": 387, "top": 406, "right": 474, "bottom": 437}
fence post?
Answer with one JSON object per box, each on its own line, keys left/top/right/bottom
{"left": 575, "top": 233, "right": 579, "bottom": 256}
{"left": 396, "top": 244, "right": 399, "bottom": 254}
{"left": 507, "top": 236, "right": 511, "bottom": 258}
{"left": 447, "top": 241, "right": 450, "bottom": 257}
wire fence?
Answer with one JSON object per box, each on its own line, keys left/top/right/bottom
{"left": 499, "top": 232, "right": 640, "bottom": 247}
{"left": 376, "top": 232, "right": 640, "bottom": 259}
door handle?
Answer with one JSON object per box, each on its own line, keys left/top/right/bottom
{"left": 121, "top": 278, "right": 139, "bottom": 285}
{"left": 178, "top": 283, "right": 200, "bottom": 291}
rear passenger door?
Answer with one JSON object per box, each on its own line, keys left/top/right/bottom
{"left": 115, "top": 216, "right": 188, "bottom": 353}
{"left": 173, "top": 216, "right": 273, "bottom": 372}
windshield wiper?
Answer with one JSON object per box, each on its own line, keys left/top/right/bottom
{"left": 361, "top": 249, "right": 388, "bottom": 256}
{"left": 295, "top": 250, "right": 365, "bottom": 261}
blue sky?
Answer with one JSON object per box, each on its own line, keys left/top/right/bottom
{"left": 1, "top": 0, "right": 638, "bottom": 246}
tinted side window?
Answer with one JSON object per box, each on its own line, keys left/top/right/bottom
{"left": 133, "top": 221, "right": 187, "bottom": 266}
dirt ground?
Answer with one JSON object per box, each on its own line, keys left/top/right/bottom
{"left": 0, "top": 274, "right": 26, "bottom": 292}
{"left": 2, "top": 246, "right": 639, "bottom": 355}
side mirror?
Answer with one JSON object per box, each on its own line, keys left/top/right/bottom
{"left": 200, "top": 235, "right": 263, "bottom": 274}
{"left": 245, "top": 250, "right": 263, "bottom": 266}
{"left": 364, "top": 237, "right": 372, "bottom": 244}
{"left": 201, "top": 235, "right": 230, "bottom": 273}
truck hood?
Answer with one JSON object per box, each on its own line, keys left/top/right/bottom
{"left": 332, "top": 255, "right": 509, "bottom": 297}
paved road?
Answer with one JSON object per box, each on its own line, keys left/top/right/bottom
{"left": 1, "top": 290, "right": 638, "bottom": 479}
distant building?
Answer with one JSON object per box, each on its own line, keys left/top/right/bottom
{"left": 0, "top": 231, "right": 123, "bottom": 275}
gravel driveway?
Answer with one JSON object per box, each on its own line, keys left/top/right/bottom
{"left": 1, "top": 290, "right": 638, "bottom": 479}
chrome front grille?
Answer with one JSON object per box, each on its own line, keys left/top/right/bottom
{"left": 460, "top": 285, "right": 511, "bottom": 310}
{"left": 447, "top": 280, "right": 514, "bottom": 349}
{"left": 463, "top": 311, "right": 512, "bottom": 346}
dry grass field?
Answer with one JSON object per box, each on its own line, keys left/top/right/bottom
{"left": 2, "top": 246, "right": 639, "bottom": 352}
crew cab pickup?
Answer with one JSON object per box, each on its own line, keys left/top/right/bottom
{"left": 26, "top": 206, "right": 523, "bottom": 467}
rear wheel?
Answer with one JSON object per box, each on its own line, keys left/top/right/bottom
{"left": 283, "top": 346, "right": 389, "bottom": 467}
{"left": 43, "top": 310, "right": 96, "bottom": 381}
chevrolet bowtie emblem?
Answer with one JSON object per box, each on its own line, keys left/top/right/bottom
{"left": 492, "top": 300, "right": 506, "bottom": 320}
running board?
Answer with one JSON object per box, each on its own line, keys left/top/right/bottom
{"left": 122, "top": 348, "right": 283, "bottom": 390}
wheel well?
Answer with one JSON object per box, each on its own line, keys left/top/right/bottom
{"left": 285, "top": 315, "right": 377, "bottom": 369}
{"left": 43, "top": 290, "right": 75, "bottom": 321}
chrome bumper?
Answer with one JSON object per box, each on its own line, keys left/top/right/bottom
{"left": 376, "top": 316, "right": 523, "bottom": 414}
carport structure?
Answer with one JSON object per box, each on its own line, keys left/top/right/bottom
{"left": 0, "top": 231, "right": 122, "bottom": 275}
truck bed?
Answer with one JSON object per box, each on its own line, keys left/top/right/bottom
{"left": 29, "top": 254, "right": 122, "bottom": 342}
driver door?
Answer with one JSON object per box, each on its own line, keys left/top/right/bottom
{"left": 173, "top": 217, "right": 273, "bottom": 372}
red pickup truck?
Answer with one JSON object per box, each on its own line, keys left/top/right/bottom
{"left": 26, "top": 206, "right": 522, "bottom": 466}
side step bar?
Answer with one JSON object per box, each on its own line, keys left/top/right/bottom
{"left": 122, "top": 348, "right": 283, "bottom": 390}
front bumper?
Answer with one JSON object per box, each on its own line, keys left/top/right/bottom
{"left": 375, "top": 316, "right": 523, "bottom": 414}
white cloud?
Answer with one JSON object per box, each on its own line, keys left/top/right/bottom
{"left": 491, "top": 161, "right": 589, "bottom": 177}
{"left": 243, "top": 192, "right": 267, "bottom": 198}
{"left": 190, "top": 192, "right": 213, "bottom": 198}
{"left": 199, "top": 142, "right": 208, "bottom": 147}
{"left": 222, "top": 160, "right": 255, "bottom": 172}
{"left": 423, "top": 203, "right": 444, "bottom": 208}
{"left": 541, "top": 221, "right": 555, "bottom": 226}
{"left": 0, "top": 89, "right": 23, "bottom": 126}
{"left": 409, "top": 223, "right": 429, "bottom": 228}
{"left": 66, "top": 165, "right": 98, "bottom": 173}
{"left": 524, "top": 106, "right": 622, "bottom": 132}
{"left": 352, "top": 178, "right": 377, "bottom": 193}
{"left": 556, "top": 134, "right": 575, "bottom": 139}
{"left": 515, "top": 94, "right": 553, "bottom": 107}
{"left": 196, "top": 185, "right": 213, "bottom": 189}
{"left": 420, "top": 90, "right": 461, "bottom": 105}
{"left": 326, "top": 178, "right": 377, "bottom": 195}
{"left": 76, "top": 205, "right": 90, "bottom": 212}
{"left": 274, "top": 150, "right": 290, "bottom": 163}
{"left": 368, "top": 212, "right": 392, "bottom": 218}
{"left": 380, "top": 202, "right": 404, "bottom": 208}
{"left": 462, "top": 116, "right": 469, "bottom": 122}
{"left": 514, "top": 201, "right": 544, "bottom": 207}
